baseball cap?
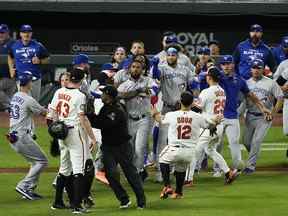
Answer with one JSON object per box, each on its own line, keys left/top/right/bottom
{"left": 18, "top": 71, "right": 34, "bottom": 86}
{"left": 101, "top": 63, "right": 117, "bottom": 71}
{"left": 166, "top": 47, "right": 179, "bottom": 55}
{"left": 281, "top": 36, "right": 288, "bottom": 48}
{"left": 198, "top": 47, "right": 210, "bottom": 55}
{"left": 165, "top": 35, "right": 178, "bottom": 44}
{"left": 250, "top": 24, "right": 263, "bottom": 32}
{"left": 251, "top": 59, "right": 264, "bottom": 69}
{"left": 181, "top": 91, "right": 194, "bottom": 107}
{"left": 220, "top": 55, "right": 234, "bottom": 64}
{"left": 100, "top": 85, "right": 118, "bottom": 99}
{"left": 0, "top": 24, "right": 9, "bottom": 33}
{"left": 163, "top": 31, "right": 176, "bottom": 37}
{"left": 20, "top": 24, "right": 32, "bottom": 32}
{"left": 70, "top": 68, "right": 85, "bottom": 82}
{"left": 72, "top": 54, "right": 94, "bottom": 65}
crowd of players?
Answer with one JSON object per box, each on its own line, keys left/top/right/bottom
{"left": 2, "top": 23, "right": 288, "bottom": 213}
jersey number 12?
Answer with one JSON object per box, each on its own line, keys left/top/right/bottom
{"left": 177, "top": 125, "right": 192, "bottom": 139}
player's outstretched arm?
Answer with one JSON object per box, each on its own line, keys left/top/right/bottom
{"left": 247, "top": 92, "right": 271, "bottom": 115}
{"left": 79, "top": 114, "right": 97, "bottom": 152}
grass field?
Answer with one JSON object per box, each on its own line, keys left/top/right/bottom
{"left": 0, "top": 126, "right": 288, "bottom": 215}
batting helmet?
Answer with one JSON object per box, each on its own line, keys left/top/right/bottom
{"left": 48, "top": 120, "right": 69, "bottom": 140}
{"left": 18, "top": 71, "right": 34, "bottom": 86}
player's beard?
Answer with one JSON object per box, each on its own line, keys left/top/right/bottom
{"left": 251, "top": 35, "right": 261, "bottom": 44}
{"left": 168, "top": 60, "right": 177, "bottom": 68}
{"left": 131, "top": 73, "right": 141, "bottom": 80}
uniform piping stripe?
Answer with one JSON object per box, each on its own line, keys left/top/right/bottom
{"left": 78, "top": 129, "right": 85, "bottom": 173}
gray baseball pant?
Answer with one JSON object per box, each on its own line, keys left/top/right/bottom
{"left": 128, "top": 115, "right": 152, "bottom": 172}
{"left": 10, "top": 132, "right": 48, "bottom": 191}
{"left": 243, "top": 115, "right": 272, "bottom": 170}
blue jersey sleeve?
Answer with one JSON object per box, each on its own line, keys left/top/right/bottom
{"left": 239, "top": 77, "right": 250, "bottom": 95}
{"left": 37, "top": 42, "right": 49, "bottom": 59}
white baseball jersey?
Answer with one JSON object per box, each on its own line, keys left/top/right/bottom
{"left": 198, "top": 85, "right": 226, "bottom": 120}
{"left": 49, "top": 87, "right": 86, "bottom": 126}
{"left": 162, "top": 110, "right": 208, "bottom": 147}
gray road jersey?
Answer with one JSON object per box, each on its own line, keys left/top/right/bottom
{"left": 114, "top": 69, "right": 130, "bottom": 86}
{"left": 155, "top": 50, "right": 195, "bottom": 74}
{"left": 9, "top": 92, "right": 46, "bottom": 133}
{"left": 118, "top": 76, "right": 155, "bottom": 117}
{"left": 246, "top": 76, "right": 283, "bottom": 115}
{"left": 159, "top": 63, "right": 194, "bottom": 105}
{"left": 80, "top": 75, "right": 90, "bottom": 96}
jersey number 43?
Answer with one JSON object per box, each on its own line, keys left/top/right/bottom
{"left": 56, "top": 101, "right": 70, "bottom": 118}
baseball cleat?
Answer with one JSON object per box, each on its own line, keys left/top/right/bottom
{"left": 119, "top": 200, "right": 131, "bottom": 209}
{"left": 212, "top": 171, "right": 222, "bottom": 178}
{"left": 51, "top": 202, "right": 67, "bottom": 210}
{"left": 242, "top": 167, "right": 255, "bottom": 175}
{"left": 225, "top": 169, "right": 239, "bottom": 185}
{"left": 16, "top": 187, "right": 37, "bottom": 200}
{"left": 160, "top": 186, "right": 173, "bottom": 199}
{"left": 170, "top": 192, "right": 183, "bottom": 199}
{"left": 184, "top": 180, "right": 194, "bottom": 187}
{"left": 83, "top": 196, "right": 94, "bottom": 209}
{"left": 95, "top": 171, "right": 109, "bottom": 185}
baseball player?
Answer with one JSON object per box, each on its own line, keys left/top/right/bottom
{"left": 8, "top": 24, "right": 49, "bottom": 101}
{"left": 117, "top": 59, "right": 159, "bottom": 181}
{"left": 8, "top": 71, "right": 48, "bottom": 200}
{"left": 242, "top": 59, "right": 283, "bottom": 174}
{"left": 271, "top": 36, "right": 288, "bottom": 66}
{"left": 185, "top": 67, "right": 238, "bottom": 184}
{"left": 151, "top": 45, "right": 195, "bottom": 182}
{"left": 273, "top": 58, "right": 288, "bottom": 136}
{"left": 48, "top": 68, "right": 97, "bottom": 213}
{"left": 151, "top": 91, "right": 223, "bottom": 199}
{"left": 206, "top": 56, "right": 272, "bottom": 177}
{"left": 233, "top": 24, "right": 276, "bottom": 80}
{"left": 155, "top": 33, "right": 195, "bottom": 72}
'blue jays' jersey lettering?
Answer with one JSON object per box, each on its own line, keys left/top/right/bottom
{"left": 234, "top": 39, "right": 272, "bottom": 80}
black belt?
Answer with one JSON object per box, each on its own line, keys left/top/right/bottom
{"left": 129, "top": 114, "right": 146, "bottom": 121}
{"left": 247, "top": 111, "right": 263, "bottom": 117}
{"left": 67, "top": 126, "right": 74, "bottom": 129}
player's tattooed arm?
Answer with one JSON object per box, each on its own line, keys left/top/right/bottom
{"left": 272, "top": 98, "right": 283, "bottom": 116}
{"left": 79, "top": 114, "right": 97, "bottom": 151}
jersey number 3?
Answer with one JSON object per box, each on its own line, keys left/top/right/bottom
{"left": 56, "top": 101, "right": 70, "bottom": 118}
{"left": 214, "top": 99, "right": 225, "bottom": 114}
{"left": 177, "top": 125, "right": 192, "bottom": 139}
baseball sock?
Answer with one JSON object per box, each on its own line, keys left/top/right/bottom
{"left": 65, "top": 174, "right": 74, "bottom": 207}
{"left": 175, "top": 171, "right": 185, "bottom": 194}
{"left": 83, "top": 159, "right": 95, "bottom": 199}
{"left": 73, "top": 173, "right": 84, "bottom": 208}
{"left": 54, "top": 173, "right": 66, "bottom": 205}
{"left": 160, "top": 163, "right": 170, "bottom": 186}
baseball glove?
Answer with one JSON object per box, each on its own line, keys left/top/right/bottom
{"left": 208, "top": 124, "right": 217, "bottom": 137}
{"left": 48, "top": 120, "right": 69, "bottom": 140}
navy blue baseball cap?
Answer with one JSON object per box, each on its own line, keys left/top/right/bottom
{"left": 220, "top": 55, "right": 234, "bottom": 64}
{"left": 18, "top": 71, "right": 35, "bottom": 86}
{"left": 0, "top": 24, "right": 9, "bottom": 33}
{"left": 251, "top": 59, "right": 264, "bottom": 69}
{"left": 198, "top": 47, "right": 210, "bottom": 55}
{"left": 250, "top": 24, "right": 263, "bottom": 32}
{"left": 281, "top": 36, "right": 288, "bottom": 48}
{"left": 72, "top": 54, "right": 94, "bottom": 65}
{"left": 165, "top": 35, "right": 178, "bottom": 44}
{"left": 20, "top": 24, "right": 32, "bottom": 32}
{"left": 207, "top": 67, "right": 221, "bottom": 79}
